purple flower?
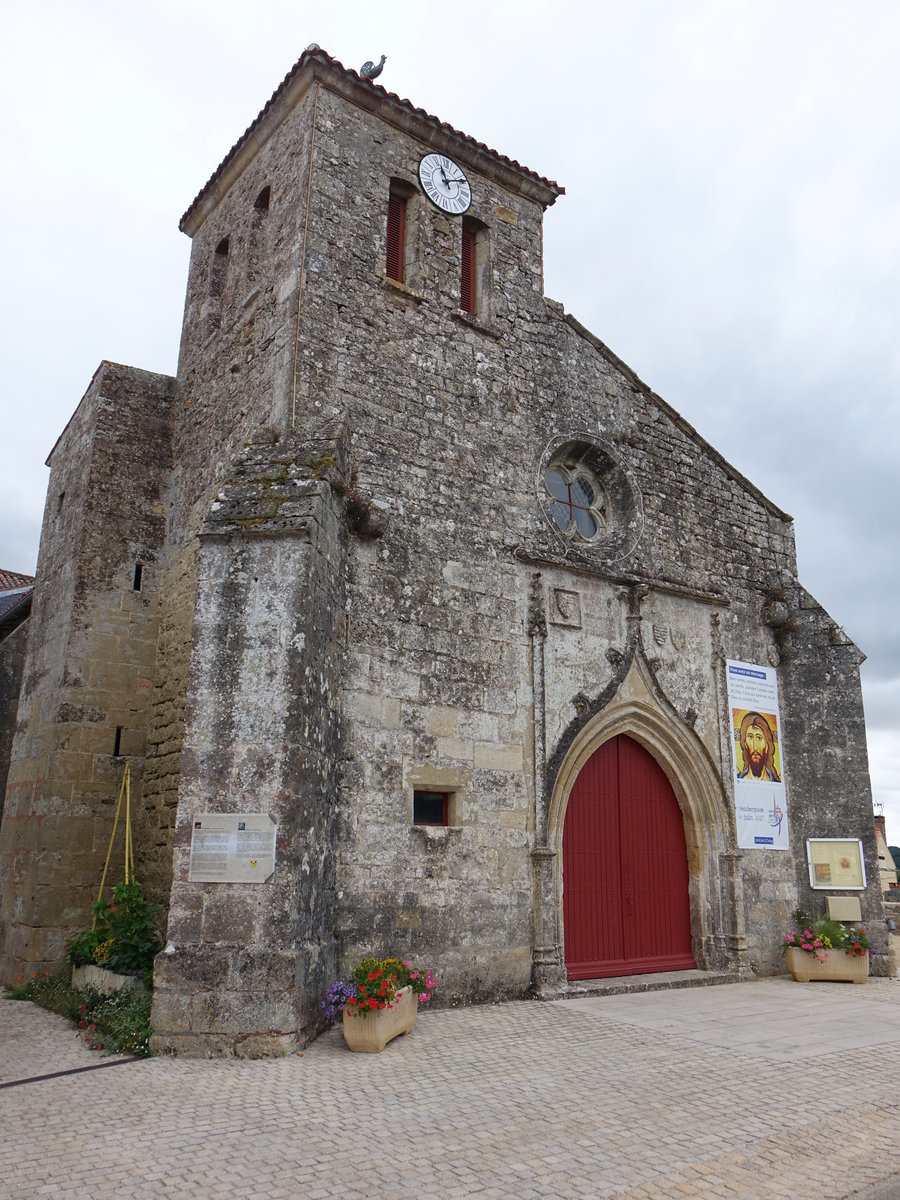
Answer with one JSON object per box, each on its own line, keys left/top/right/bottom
{"left": 321, "top": 977, "right": 358, "bottom": 1023}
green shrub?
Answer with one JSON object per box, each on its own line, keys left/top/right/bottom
{"left": 64, "top": 881, "right": 162, "bottom": 976}
{"left": 64, "top": 903, "right": 113, "bottom": 968}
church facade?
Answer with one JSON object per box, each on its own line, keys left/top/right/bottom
{"left": 0, "top": 49, "right": 881, "bottom": 1055}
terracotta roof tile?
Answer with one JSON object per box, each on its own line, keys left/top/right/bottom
{"left": 0, "top": 570, "right": 34, "bottom": 592}
{"left": 180, "top": 46, "right": 563, "bottom": 232}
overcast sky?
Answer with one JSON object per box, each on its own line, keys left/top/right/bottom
{"left": 2, "top": 2, "right": 898, "bottom": 837}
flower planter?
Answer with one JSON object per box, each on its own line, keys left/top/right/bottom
{"left": 342, "top": 985, "right": 417, "bottom": 1053}
{"left": 71, "top": 964, "right": 139, "bottom": 992}
{"left": 785, "top": 947, "right": 869, "bottom": 984}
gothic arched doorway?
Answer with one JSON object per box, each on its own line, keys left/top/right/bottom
{"left": 562, "top": 734, "right": 696, "bottom": 979}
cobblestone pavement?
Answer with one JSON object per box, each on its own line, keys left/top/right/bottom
{"left": 3, "top": 977, "right": 900, "bottom": 1199}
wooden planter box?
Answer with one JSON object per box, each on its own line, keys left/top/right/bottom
{"left": 71, "top": 964, "right": 139, "bottom": 992}
{"left": 342, "top": 986, "right": 417, "bottom": 1053}
{"left": 785, "top": 946, "right": 869, "bottom": 984}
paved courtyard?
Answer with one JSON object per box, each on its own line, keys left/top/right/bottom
{"left": 3, "top": 976, "right": 900, "bottom": 1198}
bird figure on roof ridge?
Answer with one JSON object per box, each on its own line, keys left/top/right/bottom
{"left": 360, "top": 55, "right": 386, "bottom": 80}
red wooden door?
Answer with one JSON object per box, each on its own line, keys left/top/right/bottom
{"left": 563, "top": 735, "right": 695, "bottom": 979}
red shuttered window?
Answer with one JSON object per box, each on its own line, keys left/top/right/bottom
{"left": 460, "top": 223, "right": 476, "bottom": 313}
{"left": 386, "top": 190, "right": 406, "bottom": 283}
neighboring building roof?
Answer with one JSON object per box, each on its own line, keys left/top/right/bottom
{"left": 0, "top": 570, "right": 34, "bottom": 592}
{"left": 180, "top": 46, "right": 564, "bottom": 234}
{"left": 0, "top": 583, "right": 33, "bottom": 639}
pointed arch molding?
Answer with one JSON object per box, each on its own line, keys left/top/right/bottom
{"left": 548, "top": 654, "right": 731, "bottom": 865}
{"left": 536, "top": 652, "right": 746, "bottom": 987}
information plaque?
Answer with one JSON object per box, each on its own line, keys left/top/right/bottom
{"left": 806, "top": 838, "right": 866, "bottom": 890}
{"left": 188, "top": 813, "right": 277, "bottom": 883}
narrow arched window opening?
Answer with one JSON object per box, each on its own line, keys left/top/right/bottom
{"left": 249, "top": 188, "right": 271, "bottom": 284}
{"left": 207, "top": 236, "right": 230, "bottom": 333}
{"left": 210, "top": 238, "right": 229, "bottom": 298}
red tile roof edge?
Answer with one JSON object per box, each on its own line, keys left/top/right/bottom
{"left": 0, "top": 570, "right": 35, "bottom": 591}
{"left": 180, "top": 46, "right": 564, "bottom": 232}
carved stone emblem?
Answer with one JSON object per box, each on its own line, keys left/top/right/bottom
{"left": 550, "top": 588, "right": 582, "bottom": 628}
{"left": 653, "top": 622, "right": 668, "bottom": 647}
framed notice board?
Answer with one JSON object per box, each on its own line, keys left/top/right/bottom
{"left": 806, "top": 838, "right": 866, "bottom": 890}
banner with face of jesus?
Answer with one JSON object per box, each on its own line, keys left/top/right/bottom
{"left": 726, "top": 660, "right": 789, "bottom": 850}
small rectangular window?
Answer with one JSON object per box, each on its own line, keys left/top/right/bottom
{"left": 113, "top": 727, "right": 122, "bottom": 757}
{"left": 413, "top": 790, "right": 449, "bottom": 827}
{"left": 461, "top": 224, "right": 476, "bottom": 314}
{"left": 133, "top": 563, "right": 143, "bottom": 591}
{"left": 386, "top": 190, "right": 407, "bottom": 283}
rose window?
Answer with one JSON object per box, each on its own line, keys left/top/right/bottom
{"left": 545, "top": 467, "right": 606, "bottom": 541}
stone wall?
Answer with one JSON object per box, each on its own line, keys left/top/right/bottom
{"left": 139, "top": 80, "right": 320, "bottom": 914}
{"left": 151, "top": 432, "right": 349, "bottom": 1055}
{"left": 0, "top": 364, "right": 175, "bottom": 981}
{"left": 0, "top": 619, "right": 29, "bottom": 833}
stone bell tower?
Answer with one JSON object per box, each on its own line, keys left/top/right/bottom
{"left": 147, "top": 48, "right": 563, "bottom": 1054}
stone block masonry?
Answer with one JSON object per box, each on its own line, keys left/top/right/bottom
{"left": 151, "top": 434, "right": 348, "bottom": 1054}
{"left": 0, "top": 49, "right": 882, "bottom": 1050}
{"left": 0, "top": 364, "right": 175, "bottom": 976}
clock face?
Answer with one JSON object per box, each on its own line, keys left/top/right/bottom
{"left": 418, "top": 153, "right": 472, "bottom": 215}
